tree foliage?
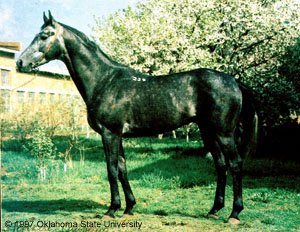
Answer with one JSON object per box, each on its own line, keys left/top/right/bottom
{"left": 92, "top": 0, "right": 300, "bottom": 128}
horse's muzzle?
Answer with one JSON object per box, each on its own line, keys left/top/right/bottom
{"left": 16, "top": 59, "right": 33, "bottom": 72}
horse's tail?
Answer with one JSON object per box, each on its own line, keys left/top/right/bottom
{"left": 238, "top": 83, "right": 258, "bottom": 159}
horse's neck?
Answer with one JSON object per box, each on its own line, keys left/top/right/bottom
{"left": 61, "top": 30, "right": 116, "bottom": 104}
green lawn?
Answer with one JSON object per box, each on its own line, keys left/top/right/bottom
{"left": 1, "top": 137, "right": 300, "bottom": 231}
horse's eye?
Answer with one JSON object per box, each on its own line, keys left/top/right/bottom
{"left": 40, "top": 31, "right": 55, "bottom": 40}
{"left": 40, "top": 34, "right": 48, "bottom": 40}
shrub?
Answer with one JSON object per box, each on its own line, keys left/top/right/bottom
{"left": 28, "top": 126, "right": 56, "bottom": 180}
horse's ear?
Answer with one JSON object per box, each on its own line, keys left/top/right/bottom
{"left": 43, "top": 11, "right": 48, "bottom": 23}
{"left": 43, "top": 10, "right": 55, "bottom": 26}
{"left": 48, "top": 10, "right": 55, "bottom": 25}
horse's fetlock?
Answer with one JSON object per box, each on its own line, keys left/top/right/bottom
{"left": 111, "top": 203, "right": 121, "bottom": 211}
{"left": 233, "top": 199, "right": 244, "bottom": 213}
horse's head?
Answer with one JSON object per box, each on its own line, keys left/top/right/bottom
{"left": 17, "top": 11, "right": 64, "bottom": 72}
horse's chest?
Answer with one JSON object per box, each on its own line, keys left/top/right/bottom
{"left": 87, "top": 99, "right": 130, "bottom": 134}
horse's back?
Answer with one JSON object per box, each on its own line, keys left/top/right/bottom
{"left": 125, "top": 67, "right": 242, "bottom": 134}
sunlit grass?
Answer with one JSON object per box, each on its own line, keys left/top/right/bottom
{"left": 2, "top": 137, "right": 300, "bottom": 231}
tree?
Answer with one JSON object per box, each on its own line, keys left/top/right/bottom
{"left": 279, "top": 38, "right": 300, "bottom": 99}
{"left": 92, "top": 0, "right": 300, "bottom": 128}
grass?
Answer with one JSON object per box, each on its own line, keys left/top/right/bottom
{"left": 1, "top": 136, "right": 300, "bottom": 231}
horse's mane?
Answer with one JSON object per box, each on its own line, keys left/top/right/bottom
{"left": 59, "top": 22, "right": 122, "bottom": 67}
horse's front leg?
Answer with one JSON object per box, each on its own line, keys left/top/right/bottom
{"left": 101, "top": 128, "right": 122, "bottom": 217}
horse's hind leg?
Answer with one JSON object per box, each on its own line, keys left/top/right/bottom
{"left": 118, "top": 141, "right": 136, "bottom": 215}
{"left": 217, "top": 134, "right": 244, "bottom": 224}
{"left": 208, "top": 143, "right": 228, "bottom": 218}
{"left": 200, "top": 124, "right": 227, "bottom": 218}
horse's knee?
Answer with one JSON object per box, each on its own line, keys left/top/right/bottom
{"left": 211, "top": 153, "right": 227, "bottom": 172}
{"left": 229, "top": 159, "right": 243, "bottom": 174}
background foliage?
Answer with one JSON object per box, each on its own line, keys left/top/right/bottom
{"left": 93, "top": 0, "right": 300, "bottom": 129}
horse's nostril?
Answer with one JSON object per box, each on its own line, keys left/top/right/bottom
{"left": 16, "top": 59, "right": 23, "bottom": 68}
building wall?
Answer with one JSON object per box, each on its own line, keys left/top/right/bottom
{"left": 0, "top": 42, "right": 92, "bottom": 137}
{"left": 0, "top": 48, "right": 81, "bottom": 113}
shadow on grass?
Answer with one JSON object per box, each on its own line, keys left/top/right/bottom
{"left": 2, "top": 199, "right": 106, "bottom": 214}
{"left": 129, "top": 149, "right": 215, "bottom": 189}
{"left": 129, "top": 150, "right": 300, "bottom": 191}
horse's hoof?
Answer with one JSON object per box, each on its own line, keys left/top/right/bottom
{"left": 228, "top": 217, "right": 240, "bottom": 225}
{"left": 124, "top": 212, "right": 134, "bottom": 216}
{"left": 124, "top": 208, "right": 134, "bottom": 216}
{"left": 206, "top": 213, "right": 219, "bottom": 220}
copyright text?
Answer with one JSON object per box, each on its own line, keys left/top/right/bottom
{"left": 4, "top": 220, "right": 143, "bottom": 230}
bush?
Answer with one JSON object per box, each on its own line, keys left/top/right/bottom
{"left": 1, "top": 99, "right": 89, "bottom": 145}
{"left": 27, "top": 126, "right": 56, "bottom": 180}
